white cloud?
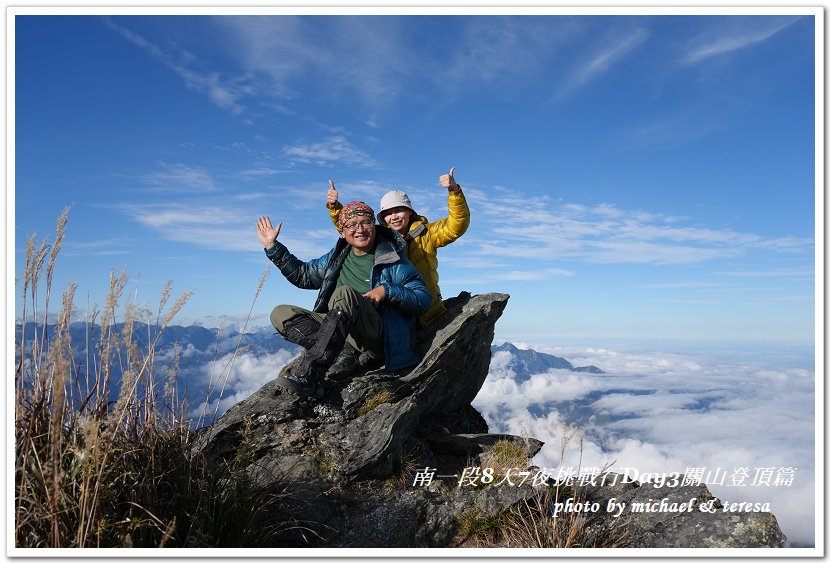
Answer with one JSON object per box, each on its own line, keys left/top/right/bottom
{"left": 473, "top": 346, "right": 816, "bottom": 546}
{"left": 641, "top": 281, "right": 735, "bottom": 289}
{"left": 104, "top": 17, "right": 253, "bottom": 114}
{"left": 463, "top": 191, "right": 813, "bottom": 266}
{"left": 282, "top": 136, "right": 377, "bottom": 168}
{"left": 192, "top": 349, "right": 297, "bottom": 418}
{"left": 716, "top": 269, "right": 814, "bottom": 278}
{"left": 212, "top": 16, "right": 413, "bottom": 109}
{"left": 556, "top": 28, "right": 648, "bottom": 99}
{"left": 490, "top": 268, "right": 573, "bottom": 282}
{"left": 62, "top": 239, "right": 131, "bottom": 257}
{"left": 185, "top": 339, "right": 814, "bottom": 545}
{"left": 142, "top": 162, "right": 217, "bottom": 193}
{"left": 683, "top": 17, "right": 801, "bottom": 65}
{"left": 117, "top": 202, "right": 330, "bottom": 256}
{"left": 622, "top": 107, "right": 730, "bottom": 151}
{"left": 279, "top": 180, "right": 390, "bottom": 212}
{"left": 239, "top": 167, "right": 291, "bottom": 179}
{"left": 448, "top": 16, "right": 565, "bottom": 87}
{"left": 118, "top": 202, "right": 253, "bottom": 251}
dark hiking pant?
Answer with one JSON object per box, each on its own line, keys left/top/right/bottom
{"left": 270, "top": 286, "right": 384, "bottom": 359}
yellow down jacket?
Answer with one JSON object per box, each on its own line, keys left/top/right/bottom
{"left": 328, "top": 188, "right": 470, "bottom": 326}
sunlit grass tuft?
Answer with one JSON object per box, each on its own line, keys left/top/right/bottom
{"left": 14, "top": 210, "right": 303, "bottom": 548}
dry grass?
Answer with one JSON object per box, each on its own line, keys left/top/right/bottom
{"left": 457, "top": 507, "right": 513, "bottom": 546}
{"left": 14, "top": 210, "right": 303, "bottom": 548}
{"left": 357, "top": 389, "right": 394, "bottom": 416}
{"left": 455, "top": 424, "right": 627, "bottom": 549}
{"left": 479, "top": 439, "right": 531, "bottom": 478}
{"left": 497, "top": 485, "right": 627, "bottom": 548}
{"left": 383, "top": 450, "right": 421, "bottom": 491}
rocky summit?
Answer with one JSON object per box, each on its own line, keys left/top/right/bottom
{"left": 196, "top": 292, "right": 786, "bottom": 549}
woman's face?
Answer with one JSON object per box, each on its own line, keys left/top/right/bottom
{"left": 382, "top": 206, "right": 414, "bottom": 235}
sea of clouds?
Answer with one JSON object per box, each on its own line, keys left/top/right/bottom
{"left": 186, "top": 349, "right": 297, "bottom": 422}
{"left": 475, "top": 343, "right": 816, "bottom": 547}
{"left": 191, "top": 338, "right": 816, "bottom": 547}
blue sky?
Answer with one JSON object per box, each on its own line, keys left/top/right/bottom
{"left": 11, "top": 10, "right": 818, "bottom": 348}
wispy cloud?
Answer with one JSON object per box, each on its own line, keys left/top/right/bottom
{"left": 61, "top": 239, "right": 131, "bottom": 257}
{"left": 239, "top": 167, "right": 291, "bottom": 179}
{"left": 622, "top": 107, "right": 729, "bottom": 150}
{"left": 274, "top": 180, "right": 390, "bottom": 213}
{"left": 448, "top": 16, "right": 567, "bottom": 87}
{"left": 103, "top": 17, "right": 254, "bottom": 114}
{"left": 640, "top": 281, "right": 735, "bottom": 289}
{"left": 484, "top": 268, "right": 574, "bottom": 282}
{"left": 559, "top": 28, "right": 648, "bottom": 97}
{"left": 212, "top": 16, "right": 412, "bottom": 109}
{"left": 682, "top": 17, "right": 801, "bottom": 65}
{"left": 440, "top": 267, "right": 573, "bottom": 288}
{"left": 744, "top": 294, "right": 814, "bottom": 304}
{"left": 196, "top": 312, "right": 270, "bottom": 327}
{"left": 464, "top": 188, "right": 813, "bottom": 266}
{"left": 282, "top": 136, "right": 378, "bottom": 168}
{"left": 117, "top": 202, "right": 329, "bottom": 256}
{"left": 142, "top": 162, "right": 217, "bottom": 193}
{"left": 121, "top": 15, "right": 566, "bottom": 120}
{"left": 119, "top": 202, "right": 253, "bottom": 251}
{"left": 715, "top": 269, "right": 814, "bottom": 278}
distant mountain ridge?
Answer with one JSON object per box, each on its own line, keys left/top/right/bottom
{"left": 17, "top": 322, "right": 297, "bottom": 357}
{"left": 15, "top": 323, "right": 603, "bottom": 404}
{"left": 491, "top": 342, "right": 604, "bottom": 376}
{"left": 18, "top": 322, "right": 602, "bottom": 376}
{"left": 15, "top": 322, "right": 299, "bottom": 403}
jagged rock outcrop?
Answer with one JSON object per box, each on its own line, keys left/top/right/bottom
{"left": 196, "top": 291, "right": 786, "bottom": 549}
{"left": 197, "top": 292, "right": 526, "bottom": 480}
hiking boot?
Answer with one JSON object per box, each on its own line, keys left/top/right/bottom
{"left": 282, "top": 314, "right": 321, "bottom": 350}
{"left": 275, "top": 357, "right": 325, "bottom": 399}
{"left": 326, "top": 342, "right": 360, "bottom": 381}
{"left": 282, "top": 310, "right": 350, "bottom": 398}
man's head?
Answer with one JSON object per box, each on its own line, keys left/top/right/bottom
{"left": 339, "top": 201, "right": 377, "bottom": 254}
{"left": 378, "top": 191, "right": 415, "bottom": 236}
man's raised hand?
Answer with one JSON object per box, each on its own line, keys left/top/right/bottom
{"left": 257, "top": 216, "right": 282, "bottom": 249}
{"left": 439, "top": 166, "right": 458, "bottom": 190}
{"left": 327, "top": 179, "right": 339, "bottom": 207}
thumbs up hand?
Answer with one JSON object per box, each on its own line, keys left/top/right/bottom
{"left": 327, "top": 179, "right": 339, "bottom": 207}
{"left": 439, "top": 166, "right": 458, "bottom": 192}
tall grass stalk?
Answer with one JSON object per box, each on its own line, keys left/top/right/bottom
{"left": 457, "top": 424, "right": 626, "bottom": 548}
{"left": 15, "top": 212, "right": 300, "bottom": 548}
{"left": 197, "top": 265, "right": 269, "bottom": 427}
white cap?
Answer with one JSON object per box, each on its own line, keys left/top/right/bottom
{"left": 379, "top": 190, "right": 414, "bottom": 217}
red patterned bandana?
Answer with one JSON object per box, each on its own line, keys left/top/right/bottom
{"left": 338, "top": 201, "right": 375, "bottom": 228}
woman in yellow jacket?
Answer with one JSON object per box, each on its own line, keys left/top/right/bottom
{"left": 326, "top": 167, "right": 470, "bottom": 327}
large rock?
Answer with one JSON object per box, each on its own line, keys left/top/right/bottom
{"left": 578, "top": 474, "right": 786, "bottom": 548}
{"left": 197, "top": 292, "right": 521, "bottom": 481}
{"left": 195, "top": 291, "right": 786, "bottom": 549}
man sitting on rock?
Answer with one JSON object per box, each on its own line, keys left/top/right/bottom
{"left": 256, "top": 201, "right": 431, "bottom": 399}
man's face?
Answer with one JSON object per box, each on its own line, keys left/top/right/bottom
{"left": 342, "top": 217, "right": 377, "bottom": 254}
